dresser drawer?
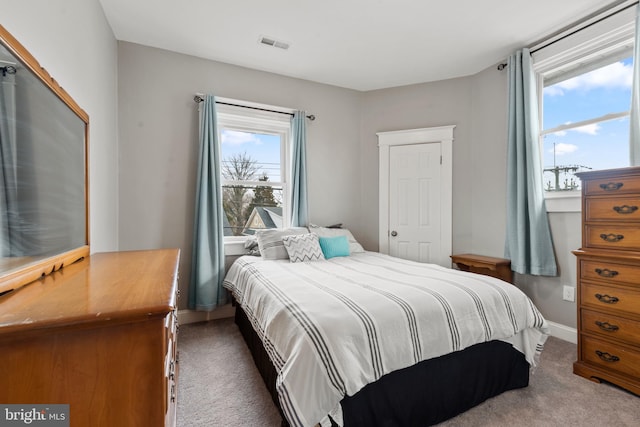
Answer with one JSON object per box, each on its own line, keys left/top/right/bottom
{"left": 581, "top": 281, "right": 640, "bottom": 316}
{"left": 585, "top": 225, "right": 640, "bottom": 250}
{"left": 166, "top": 311, "right": 177, "bottom": 341}
{"left": 581, "top": 260, "right": 640, "bottom": 286}
{"left": 582, "top": 335, "right": 640, "bottom": 379}
{"left": 584, "top": 175, "right": 640, "bottom": 196}
{"left": 581, "top": 309, "right": 640, "bottom": 343}
{"left": 584, "top": 197, "right": 640, "bottom": 221}
{"left": 164, "top": 312, "right": 178, "bottom": 377}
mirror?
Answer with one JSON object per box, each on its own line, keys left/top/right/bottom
{"left": 0, "top": 24, "right": 89, "bottom": 295}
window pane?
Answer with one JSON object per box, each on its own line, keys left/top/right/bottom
{"left": 222, "top": 184, "right": 283, "bottom": 236}
{"left": 543, "top": 57, "right": 633, "bottom": 131}
{"left": 542, "top": 116, "right": 630, "bottom": 191}
{"left": 220, "top": 129, "right": 282, "bottom": 182}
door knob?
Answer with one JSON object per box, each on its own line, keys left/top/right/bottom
{"left": 390, "top": 230, "right": 398, "bottom": 237}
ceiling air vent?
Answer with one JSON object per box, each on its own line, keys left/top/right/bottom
{"left": 258, "top": 35, "right": 290, "bottom": 50}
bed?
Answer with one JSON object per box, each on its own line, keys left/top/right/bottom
{"left": 223, "top": 231, "right": 549, "bottom": 427}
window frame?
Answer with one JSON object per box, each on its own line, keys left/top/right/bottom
{"left": 216, "top": 100, "right": 292, "bottom": 251}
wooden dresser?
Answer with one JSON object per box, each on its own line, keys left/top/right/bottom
{"left": 573, "top": 167, "right": 640, "bottom": 396}
{"left": 0, "top": 249, "right": 180, "bottom": 426}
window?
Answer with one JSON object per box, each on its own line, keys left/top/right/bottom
{"left": 532, "top": 2, "right": 637, "bottom": 211}
{"left": 216, "top": 101, "right": 291, "bottom": 238}
{"left": 540, "top": 56, "right": 633, "bottom": 193}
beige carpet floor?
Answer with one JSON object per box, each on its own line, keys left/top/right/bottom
{"left": 177, "top": 318, "right": 639, "bottom": 427}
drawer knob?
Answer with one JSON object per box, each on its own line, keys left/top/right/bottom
{"left": 595, "top": 320, "right": 620, "bottom": 332}
{"left": 595, "top": 293, "right": 619, "bottom": 304}
{"left": 600, "top": 182, "right": 623, "bottom": 191}
{"left": 595, "top": 350, "right": 620, "bottom": 363}
{"left": 594, "top": 268, "right": 619, "bottom": 278}
{"left": 599, "top": 233, "right": 624, "bottom": 243}
{"left": 613, "top": 205, "right": 638, "bottom": 214}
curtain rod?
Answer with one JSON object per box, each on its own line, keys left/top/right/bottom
{"left": 193, "top": 95, "right": 315, "bottom": 121}
{"left": 530, "top": 0, "right": 638, "bottom": 54}
{"left": 496, "top": 0, "right": 638, "bottom": 70}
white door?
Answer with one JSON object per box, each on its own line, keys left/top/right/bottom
{"left": 388, "top": 143, "right": 442, "bottom": 263}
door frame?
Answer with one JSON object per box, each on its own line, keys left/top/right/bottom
{"left": 377, "top": 125, "right": 455, "bottom": 267}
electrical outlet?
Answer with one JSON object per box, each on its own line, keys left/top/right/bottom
{"left": 563, "top": 285, "right": 575, "bottom": 302}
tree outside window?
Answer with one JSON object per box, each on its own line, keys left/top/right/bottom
{"left": 219, "top": 128, "right": 285, "bottom": 236}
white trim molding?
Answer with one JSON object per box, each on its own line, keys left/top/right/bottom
{"left": 177, "top": 304, "right": 235, "bottom": 325}
{"left": 547, "top": 320, "right": 577, "bottom": 344}
{"left": 224, "top": 238, "right": 250, "bottom": 256}
{"left": 377, "top": 125, "right": 455, "bottom": 267}
{"left": 544, "top": 191, "right": 582, "bottom": 213}
{"left": 532, "top": 3, "right": 635, "bottom": 77}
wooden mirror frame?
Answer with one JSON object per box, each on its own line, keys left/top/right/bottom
{"left": 0, "top": 24, "right": 89, "bottom": 295}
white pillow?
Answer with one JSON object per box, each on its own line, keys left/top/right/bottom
{"left": 255, "top": 227, "right": 309, "bottom": 260}
{"left": 282, "top": 233, "right": 325, "bottom": 263}
{"left": 308, "top": 224, "right": 365, "bottom": 253}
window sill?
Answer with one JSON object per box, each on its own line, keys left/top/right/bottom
{"left": 545, "top": 191, "right": 581, "bottom": 213}
{"left": 224, "top": 237, "right": 250, "bottom": 256}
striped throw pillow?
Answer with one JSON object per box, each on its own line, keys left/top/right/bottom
{"left": 282, "top": 233, "right": 325, "bottom": 263}
{"left": 255, "top": 227, "right": 308, "bottom": 260}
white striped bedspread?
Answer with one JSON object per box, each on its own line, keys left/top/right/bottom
{"left": 223, "top": 251, "right": 549, "bottom": 427}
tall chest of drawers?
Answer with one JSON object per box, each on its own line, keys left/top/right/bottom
{"left": 573, "top": 167, "right": 640, "bottom": 395}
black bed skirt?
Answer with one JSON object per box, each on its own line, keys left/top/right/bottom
{"left": 234, "top": 302, "right": 530, "bottom": 427}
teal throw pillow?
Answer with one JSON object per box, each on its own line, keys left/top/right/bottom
{"left": 319, "top": 235, "right": 350, "bottom": 259}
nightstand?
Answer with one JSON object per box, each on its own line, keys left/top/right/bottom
{"left": 450, "top": 253, "right": 513, "bottom": 284}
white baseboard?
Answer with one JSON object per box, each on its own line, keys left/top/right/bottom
{"left": 547, "top": 320, "right": 577, "bottom": 344}
{"left": 177, "top": 304, "right": 235, "bottom": 325}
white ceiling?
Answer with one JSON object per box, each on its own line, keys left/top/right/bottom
{"left": 99, "top": 0, "right": 616, "bottom": 91}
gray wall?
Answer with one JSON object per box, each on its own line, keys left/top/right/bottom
{"left": 520, "top": 213, "right": 581, "bottom": 328}
{"left": 359, "top": 76, "right": 474, "bottom": 253}
{"left": 469, "top": 66, "right": 509, "bottom": 256}
{"left": 2, "top": 0, "right": 119, "bottom": 253}
{"left": 117, "top": 42, "right": 362, "bottom": 310}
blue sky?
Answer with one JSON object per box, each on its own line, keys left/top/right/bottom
{"left": 542, "top": 57, "right": 633, "bottom": 188}
{"left": 220, "top": 130, "right": 282, "bottom": 182}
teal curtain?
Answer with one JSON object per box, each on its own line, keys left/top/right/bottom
{"left": 290, "top": 111, "right": 308, "bottom": 227}
{"left": 189, "top": 95, "right": 227, "bottom": 311}
{"left": 505, "top": 49, "right": 558, "bottom": 276}
{"left": 630, "top": 5, "right": 640, "bottom": 166}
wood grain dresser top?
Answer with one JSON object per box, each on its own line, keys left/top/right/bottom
{"left": 0, "top": 249, "right": 180, "bottom": 335}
